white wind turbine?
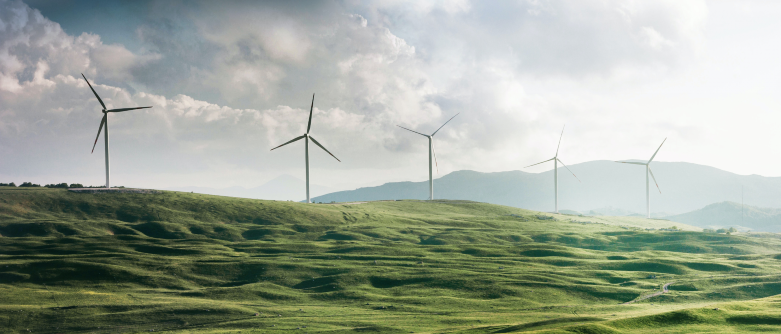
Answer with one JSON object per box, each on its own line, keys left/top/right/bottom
{"left": 270, "top": 94, "right": 340, "bottom": 203}
{"left": 524, "top": 126, "right": 580, "bottom": 213}
{"left": 616, "top": 138, "right": 666, "bottom": 218}
{"left": 82, "top": 74, "right": 152, "bottom": 189}
{"left": 398, "top": 113, "right": 459, "bottom": 200}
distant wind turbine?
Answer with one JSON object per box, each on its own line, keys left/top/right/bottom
{"left": 270, "top": 94, "right": 340, "bottom": 203}
{"left": 397, "top": 113, "right": 459, "bottom": 200}
{"left": 524, "top": 125, "right": 580, "bottom": 213}
{"left": 616, "top": 138, "right": 667, "bottom": 218}
{"left": 82, "top": 74, "right": 152, "bottom": 189}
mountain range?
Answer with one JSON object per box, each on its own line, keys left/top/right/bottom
{"left": 312, "top": 160, "right": 781, "bottom": 216}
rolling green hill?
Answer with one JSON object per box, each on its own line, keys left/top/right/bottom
{"left": 666, "top": 201, "right": 781, "bottom": 233}
{"left": 2, "top": 186, "right": 781, "bottom": 333}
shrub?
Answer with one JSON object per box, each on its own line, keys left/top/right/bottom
{"left": 19, "top": 182, "right": 41, "bottom": 187}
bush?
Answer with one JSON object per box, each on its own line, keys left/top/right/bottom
{"left": 0, "top": 182, "right": 15, "bottom": 187}
{"left": 68, "top": 183, "right": 84, "bottom": 188}
{"left": 44, "top": 183, "right": 69, "bottom": 188}
{"left": 716, "top": 228, "right": 728, "bottom": 234}
{"left": 19, "top": 182, "right": 41, "bottom": 187}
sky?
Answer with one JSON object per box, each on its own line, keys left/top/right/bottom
{"left": 1, "top": 0, "right": 780, "bottom": 192}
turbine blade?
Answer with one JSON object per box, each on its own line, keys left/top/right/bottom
{"left": 309, "top": 136, "right": 341, "bottom": 162}
{"left": 397, "top": 125, "right": 428, "bottom": 137}
{"left": 270, "top": 135, "right": 305, "bottom": 151}
{"left": 432, "top": 140, "right": 439, "bottom": 174}
{"left": 431, "top": 113, "right": 460, "bottom": 136}
{"left": 306, "top": 93, "right": 314, "bottom": 134}
{"left": 649, "top": 167, "right": 662, "bottom": 194}
{"left": 615, "top": 161, "right": 648, "bottom": 165}
{"left": 82, "top": 73, "right": 106, "bottom": 110}
{"left": 524, "top": 157, "right": 555, "bottom": 168}
{"left": 648, "top": 137, "right": 667, "bottom": 163}
{"left": 555, "top": 125, "right": 565, "bottom": 157}
{"left": 557, "top": 158, "right": 581, "bottom": 182}
{"left": 107, "top": 106, "right": 152, "bottom": 112}
{"left": 91, "top": 114, "right": 107, "bottom": 153}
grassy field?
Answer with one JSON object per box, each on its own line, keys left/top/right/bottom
{"left": 2, "top": 187, "right": 781, "bottom": 333}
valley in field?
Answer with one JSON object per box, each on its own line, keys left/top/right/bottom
{"left": 3, "top": 187, "right": 781, "bottom": 333}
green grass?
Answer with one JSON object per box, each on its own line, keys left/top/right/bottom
{"left": 2, "top": 186, "right": 781, "bottom": 333}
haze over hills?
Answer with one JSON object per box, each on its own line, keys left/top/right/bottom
{"left": 312, "top": 160, "right": 781, "bottom": 215}
{"left": 665, "top": 201, "right": 781, "bottom": 233}
{"left": 167, "top": 174, "right": 333, "bottom": 201}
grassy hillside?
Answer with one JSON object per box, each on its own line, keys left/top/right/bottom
{"left": 2, "top": 187, "right": 781, "bottom": 333}
{"left": 666, "top": 201, "right": 781, "bottom": 232}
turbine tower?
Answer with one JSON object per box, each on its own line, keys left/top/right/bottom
{"left": 270, "top": 94, "right": 340, "bottom": 203}
{"left": 82, "top": 74, "right": 152, "bottom": 189}
{"left": 524, "top": 125, "right": 580, "bottom": 213}
{"left": 397, "top": 113, "right": 459, "bottom": 200}
{"left": 616, "top": 138, "right": 666, "bottom": 218}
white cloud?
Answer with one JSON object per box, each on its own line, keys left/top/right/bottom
{"left": 0, "top": 0, "right": 159, "bottom": 92}
{"left": 5, "top": 0, "right": 781, "bottom": 193}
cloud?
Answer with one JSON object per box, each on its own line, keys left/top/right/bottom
{"left": 0, "top": 0, "right": 727, "bottom": 190}
{"left": 0, "top": 0, "right": 161, "bottom": 93}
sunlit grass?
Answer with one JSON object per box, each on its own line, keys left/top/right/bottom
{"left": 1, "top": 187, "right": 781, "bottom": 332}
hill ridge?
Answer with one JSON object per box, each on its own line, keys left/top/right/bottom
{"left": 313, "top": 160, "right": 781, "bottom": 215}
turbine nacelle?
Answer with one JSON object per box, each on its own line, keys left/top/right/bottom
{"left": 397, "top": 113, "right": 460, "bottom": 200}
{"left": 81, "top": 73, "right": 152, "bottom": 189}
{"left": 269, "top": 94, "right": 341, "bottom": 203}
{"left": 523, "top": 125, "right": 580, "bottom": 213}
{"left": 615, "top": 138, "right": 667, "bottom": 218}
{"left": 615, "top": 137, "right": 666, "bottom": 195}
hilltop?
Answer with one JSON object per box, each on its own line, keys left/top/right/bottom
{"left": 666, "top": 201, "right": 781, "bottom": 232}
{"left": 3, "top": 187, "right": 781, "bottom": 333}
{"left": 312, "top": 161, "right": 781, "bottom": 215}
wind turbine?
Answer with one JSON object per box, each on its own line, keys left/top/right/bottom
{"left": 82, "top": 74, "right": 152, "bottom": 189}
{"left": 270, "top": 94, "right": 340, "bottom": 203}
{"left": 616, "top": 138, "right": 666, "bottom": 218}
{"left": 397, "top": 113, "right": 459, "bottom": 200}
{"left": 524, "top": 126, "right": 580, "bottom": 213}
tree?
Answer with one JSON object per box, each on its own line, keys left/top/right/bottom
{"left": 45, "top": 183, "right": 69, "bottom": 188}
{"left": 0, "top": 182, "right": 15, "bottom": 187}
{"left": 728, "top": 227, "right": 737, "bottom": 233}
{"left": 716, "top": 228, "right": 728, "bottom": 234}
{"left": 69, "top": 183, "right": 84, "bottom": 188}
{"left": 19, "top": 182, "right": 41, "bottom": 187}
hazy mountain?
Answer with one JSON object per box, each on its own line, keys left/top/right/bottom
{"left": 168, "top": 175, "right": 333, "bottom": 201}
{"left": 665, "top": 202, "right": 781, "bottom": 232}
{"left": 312, "top": 161, "right": 781, "bottom": 215}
